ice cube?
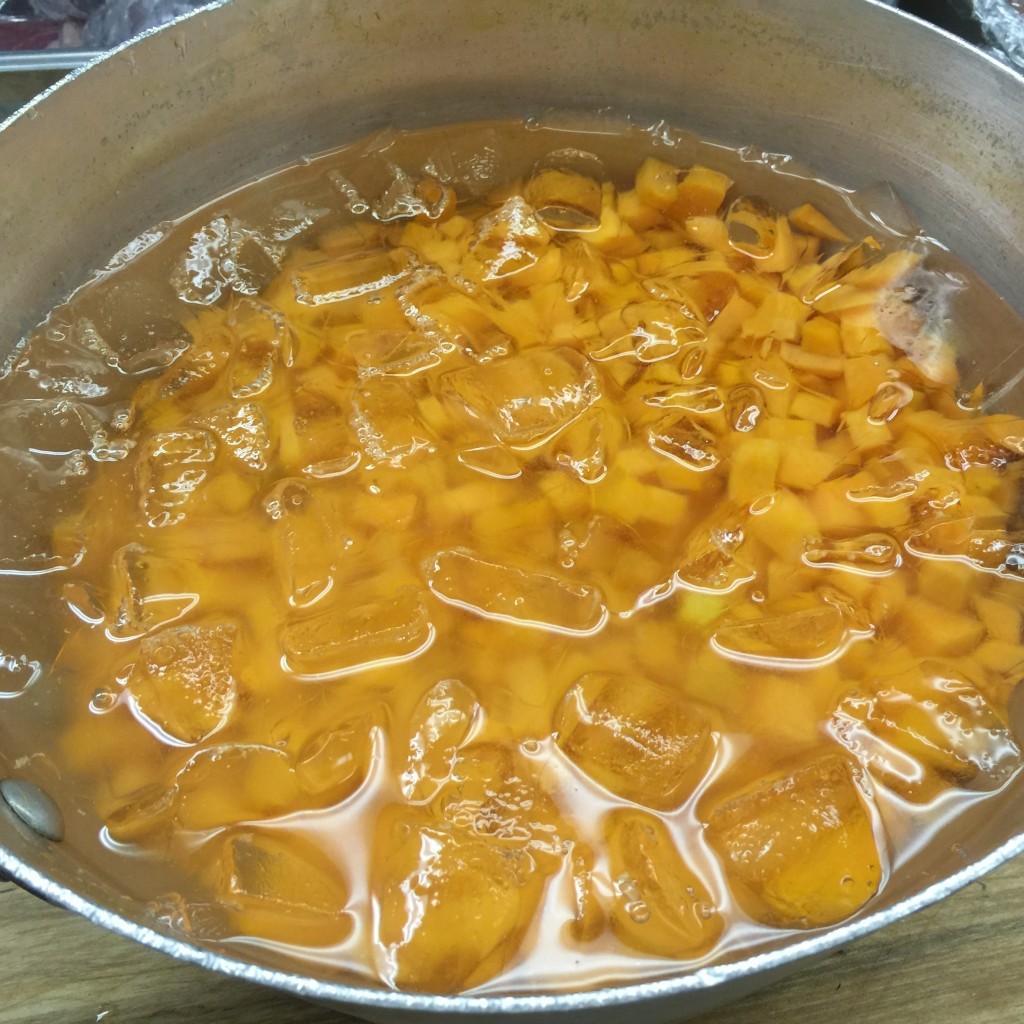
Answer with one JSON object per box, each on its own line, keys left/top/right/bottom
{"left": 606, "top": 809, "right": 722, "bottom": 958}
{"left": 831, "top": 664, "right": 1022, "bottom": 802}
{"left": 107, "top": 543, "right": 199, "bottom": 640}
{"left": 441, "top": 347, "right": 601, "bottom": 449}
{"left": 551, "top": 408, "right": 610, "bottom": 484}
{"left": 172, "top": 215, "right": 279, "bottom": 305}
{"left": 263, "top": 479, "right": 334, "bottom": 609}
{"left": 456, "top": 443, "right": 521, "bottom": 480}
{"left": 105, "top": 783, "right": 177, "bottom": 844}
{"left": 0, "top": 398, "right": 106, "bottom": 471}
{"left": 291, "top": 245, "right": 413, "bottom": 306}
{"left": 7, "top": 318, "right": 114, "bottom": 399}
{"left": 173, "top": 744, "right": 305, "bottom": 831}
{"left": 216, "top": 829, "right": 351, "bottom": 946}
{"left": 397, "top": 266, "right": 514, "bottom": 363}
{"left": 470, "top": 196, "right": 552, "bottom": 280}
{"left": 648, "top": 414, "right": 720, "bottom": 472}
{"left": 438, "top": 743, "right": 566, "bottom": 859}
{"left": 423, "top": 126, "right": 506, "bottom": 198}
{"left": 128, "top": 623, "right": 238, "bottom": 745}
{"left": 0, "top": 621, "right": 42, "bottom": 699}
{"left": 344, "top": 326, "right": 442, "bottom": 378}
{"left": 559, "top": 515, "right": 666, "bottom": 614}
{"left": 803, "top": 533, "right": 901, "bottom": 575}
{"left": 425, "top": 548, "right": 607, "bottom": 636}
{"left": 200, "top": 403, "right": 270, "bottom": 472}
{"left": 706, "top": 756, "right": 882, "bottom": 928}
{"left": 137, "top": 429, "right": 217, "bottom": 528}
{"left": 225, "top": 297, "right": 295, "bottom": 399}
{"left": 281, "top": 588, "right": 434, "bottom": 679}
{"left": 372, "top": 164, "right": 455, "bottom": 223}
{"left": 565, "top": 845, "right": 606, "bottom": 943}
{"left": 675, "top": 520, "right": 755, "bottom": 594}
{"left": 592, "top": 300, "right": 706, "bottom": 363}
{"left": 350, "top": 380, "right": 436, "bottom": 468}
{"left": 725, "top": 195, "right": 779, "bottom": 259}
{"left": 400, "top": 679, "right": 481, "bottom": 801}
{"left": 726, "top": 384, "right": 765, "bottom": 432}
{"left": 555, "top": 672, "right": 713, "bottom": 809}
{"left": 373, "top": 806, "right": 546, "bottom": 993}
{"left": 294, "top": 711, "right": 378, "bottom": 805}
{"left": 523, "top": 149, "right": 604, "bottom": 232}
{"left": 711, "top": 595, "right": 867, "bottom": 668}
{"left": 288, "top": 382, "right": 361, "bottom": 479}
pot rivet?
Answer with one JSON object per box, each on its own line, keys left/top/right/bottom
{"left": 0, "top": 779, "right": 64, "bottom": 843}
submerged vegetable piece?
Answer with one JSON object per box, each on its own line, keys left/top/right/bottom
{"left": 32, "top": 120, "right": 1024, "bottom": 996}
{"left": 706, "top": 757, "right": 883, "bottom": 928}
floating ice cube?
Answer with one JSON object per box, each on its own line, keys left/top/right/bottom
{"left": 263, "top": 479, "right": 334, "bottom": 609}
{"left": 803, "top": 533, "right": 901, "bottom": 575}
{"left": 216, "top": 829, "right": 351, "bottom": 946}
{"left": 350, "top": 380, "right": 436, "bottom": 468}
{"left": 592, "top": 300, "right": 706, "bottom": 363}
{"left": 292, "top": 245, "right": 413, "bottom": 307}
{"left": 344, "top": 326, "right": 442, "bottom": 378}
{"left": 225, "top": 297, "right": 295, "bottom": 399}
{"left": 675, "top": 520, "right": 755, "bottom": 594}
{"left": 7, "top": 318, "right": 114, "bottom": 399}
{"left": 551, "top": 408, "right": 610, "bottom": 484}
{"left": 201, "top": 403, "right": 270, "bottom": 472}
{"left": 606, "top": 809, "right": 722, "bottom": 958}
{"left": 706, "top": 756, "right": 882, "bottom": 928}
{"left": 711, "top": 594, "right": 871, "bottom": 669}
{"left": 648, "top": 414, "right": 720, "bottom": 472}
{"left": 294, "top": 711, "right": 378, "bottom": 805}
{"left": 107, "top": 543, "right": 199, "bottom": 640}
{"left": 831, "top": 664, "right": 1022, "bottom": 802}
{"left": 559, "top": 515, "right": 665, "bottom": 614}
{"left": 397, "top": 266, "right": 514, "bottom": 363}
{"left": 555, "top": 672, "right": 713, "bottom": 809}
{"left": 0, "top": 398, "right": 106, "bottom": 471}
{"left": 441, "top": 347, "right": 600, "bottom": 449}
{"left": 470, "top": 196, "right": 552, "bottom": 280}
{"left": 136, "top": 430, "right": 217, "bottom": 528}
{"left": 523, "top": 149, "right": 604, "bottom": 232}
{"left": 456, "top": 443, "right": 521, "bottom": 480}
{"left": 423, "top": 126, "right": 506, "bottom": 198}
{"left": 172, "top": 216, "right": 279, "bottom": 306}
{"left": 372, "top": 165, "right": 455, "bottom": 223}
{"left": 281, "top": 588, "right": 434, "bottom": 679}
{"left": 129, "top": 623, "right": 237, "bottom": 745}
{"left": 0, "top": 621, "right": 42, "bottom": 699}
{"left": 373, "top": 807, "right": 546, "bottom": 992}
{"left": 425, "top": 548, "right": 607, "bottom": 635}
{"left": 400, "top": 679, "right": 481, "bottom": 802}
{"left": 173, "top": 744, "right": 304, "bottom": 831}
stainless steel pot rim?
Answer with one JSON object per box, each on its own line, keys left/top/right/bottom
{"left": 3, "top": 831, "right": 1023, "bottom": 1013}
{"left": 2, "top": 0, "right": 1024, "bottom": 1014}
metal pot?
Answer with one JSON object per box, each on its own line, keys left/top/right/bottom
{"left": 1, "top": 1, "right": 1023, "bottom": 1021}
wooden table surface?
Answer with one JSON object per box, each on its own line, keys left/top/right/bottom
{"left": 2, "top": 853, "right": 1023, "bottom": 1024}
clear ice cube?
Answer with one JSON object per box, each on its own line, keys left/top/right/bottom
{"left": 129, "top": 623, "right": 238, "bottom": 744}
{"left": 294, "top": 711, "right": 378, "bottom": 804}
{"left": 372, "top": 165, "right": 455, "bottom": 222}
{"left": 173, "top": 744, "right": 305, "bottom": 831}
{"left": 423, "top": 126, "right": 506, "bottom": 198}
{"left": 425, "top": 548, "right": 607, "bottom": 635}
{"left": 107, "top": 543, "right": 199, "bottom": 640}
{"left": 592, "top": 300, "right": 706, "bottom": 363}
{"left": 172, "top": 215, "right": 279, "bottom": 305}
{"left": 397, "top": 266, "right": 513, "bottom": 363}
{"left": 523, "top": 149, "right": 604, "bottom": 232}
{"left": 470, "top": 196, "right": 552, "bottom": 280}
{"left": 201, "top": 403, "right": 270, "bottom": 472}
{"left": 441, "top": 347, "right": 601, "bottom": 449}
{"left": 0, "top": 398, "right": 106, "bottom": 470}
{"left": 606, "top": 809, "right": 722, "bottom": 958}
{"left": 263, "top": 479, "right": 334, "bottom": 609}
{"left": 831, "top": 664, "right": 1022, "bottom": 801}
{"left": 706, "top": 756, "right": 882, "bottom": 928}
{"left": 648, "top": 414, "right": 720, "bottom": 472}
{"left": 137, "top": 429, "right": 217, "bottom": 528}
{"left": 551, "top": 407, "right": 610, "bottom": 484}
{"left": 400, "top": 679, "right": 481, "bottom": 801}
{"left": 216, "top": 829, "right": 351, "bottom": 946}
{"left": 292, "top": 245, "right": 413, "bottom": 306}
{"left": 225, "top": 297, "right": 295, "bottom": 399}
{"left": 350, "top": 380, "right": 436, "bottom": 468}
{"left": 373, "top": 806, "right": 546, "bottom": 992}
{"left": 344, "top": 326, "right": 442, "bottom": 378}
{"left": 281, "top": 588, "right": 434, "bottom": 679}
{"left": 803, "top": 533, "right": 901, "bottom": 575}
{"left": 675, "top": 520, "right": 755, "bottom": 594}
{"left": 555, "top": 672, "right": 713, "bottom": 809}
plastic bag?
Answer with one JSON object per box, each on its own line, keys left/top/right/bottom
{"left": 973, "top": 0, "right": 1024, "bottom": 68}
{"left": 81, "top": 0, "right": 208, "bottom": 48}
